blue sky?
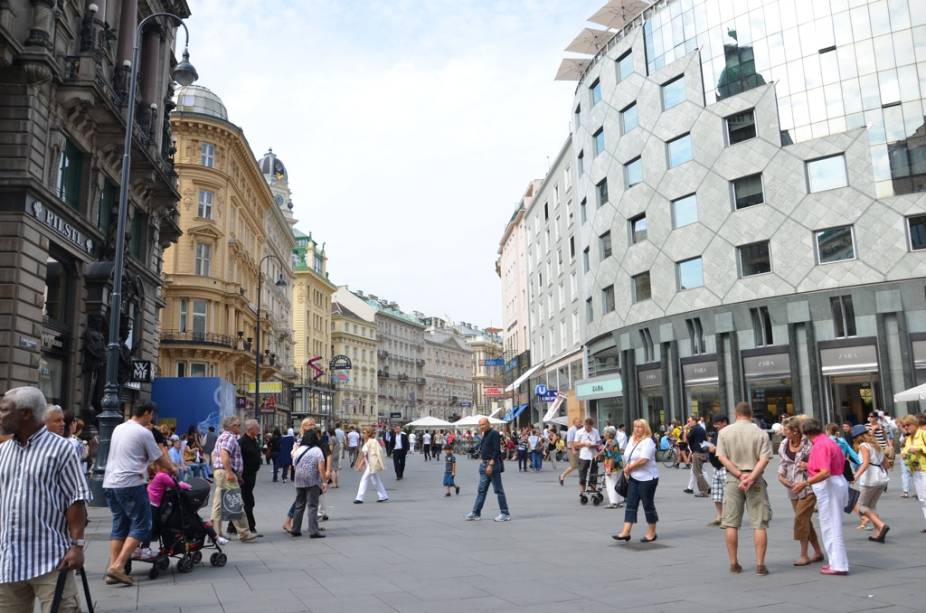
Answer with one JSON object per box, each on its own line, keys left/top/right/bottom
{"left": 184, "top": 0, "right": 603, "bottom": 326}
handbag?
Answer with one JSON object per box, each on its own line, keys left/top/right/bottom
{"left": 843, "top": 486, "right": 860, "bottom": 514}
{"left": 220, "top": 482, "right": 244, "bottom": 521}
{"left": 615, "top": 440, "right": 641, "bottom": 497}
{"left": 50, "top": 567, "right": 94, "bottom": 613}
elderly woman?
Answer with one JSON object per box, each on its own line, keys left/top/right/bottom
{"left": 354, "top": 426, "right": 389, "bottom": 503}
{"left": 899, "top": 414, "right": 926, "bottom": 530}
{"left": 602, "top": 426, "right": 624, "bottom": 509}
{"left": 848, "top": 425, "right": 890, "bottom": 543}
{"left": 612, "top": 419, "right": 658, "bottom": 543}
{"left": 777, "top": 416, "right": 824, "bottom": 566}
{"left": 794, "top": 418, "right": 849, "bottom": 576}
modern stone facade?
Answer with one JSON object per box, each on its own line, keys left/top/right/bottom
{"left": 0, "top": 0, "right": 187, "bottom": 421}
{"left": 160, "top": 85, "right": 296, "bottom": 429}
{"left": 560, "top": 0, "right": 926, "bottom": 428}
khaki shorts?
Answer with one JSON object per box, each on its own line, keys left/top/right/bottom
{"left": 568, "top": 451, "right": 579, "bottom": 469}
{"left": 0, "top": 569, "right": 80, "bottom": 613}
{"left": 721, "top": 475, "right": 772, "bottom": 529}
{"left": 859, "top": 484, "right": 884, "bottom": 513}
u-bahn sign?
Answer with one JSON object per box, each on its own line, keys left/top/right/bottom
{"left": 330, "top": 355, "right": 352, "bottom": 370}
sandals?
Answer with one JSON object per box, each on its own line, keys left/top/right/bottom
{"left": 869, "top": 525, "right": 890, "bottom": 543}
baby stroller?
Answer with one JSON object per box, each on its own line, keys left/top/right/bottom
{"left": 126, "top": 477, "right": 227, "bottom": 580}
{"left": 579, "top": 454, "right": 605, "bottom": 506}
{"left": 466, "top": 444, "right": 481, "bottom": 460}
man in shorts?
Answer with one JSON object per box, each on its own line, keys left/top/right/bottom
{"left": 558, "top": 417, "right": 581, "bottom": 486}
{"left": 103, "top": 401, "right": 176, "bottom": 585}
{"left": 716, "top": 402, "right": 773, "bottom": 576}
{"left": 574, "top": 418, "right": 601, "bottom": 494}
{"left": 706, "top": 414, "right": 729, "bottom": 527}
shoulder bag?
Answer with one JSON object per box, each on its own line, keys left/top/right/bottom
{"left": 615, "top": 440, "right": 640, "bottom": 498}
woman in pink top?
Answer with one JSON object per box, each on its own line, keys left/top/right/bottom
{"left": 792, "top": 418, "right": 849, "bottom": 576}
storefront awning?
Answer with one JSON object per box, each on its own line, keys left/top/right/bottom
{"left": 542, "top": 394, "right": 566, "bottom": 423}
{"left": 576, "top": 374, "right": 623, "bottom": 400}
{"left": 504, "top": 363, "right": 543, "bottom": 392}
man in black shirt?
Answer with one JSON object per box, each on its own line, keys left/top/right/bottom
{"left": 707, "top": 414, "right": 729, "bottom": 526}
{"left": 392, "top": 425, "right": 409, "bottom": 480}
{"left": 236, "top": 419, "right": 263, "bottom": 536}
{"left": 686, "top": 416, "right": 710, "bottom": 497}
{"left": 465, "top": 418, "right": 510, "bottom": 522}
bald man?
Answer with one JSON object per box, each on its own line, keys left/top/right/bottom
{"left": 465, "top": 418, "right": 510, "bottom": 522}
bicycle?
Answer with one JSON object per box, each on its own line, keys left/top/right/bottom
{"left": 657, "top": 446, "right": 678, "bottom": 468}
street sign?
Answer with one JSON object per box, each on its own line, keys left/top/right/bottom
{"left": 460, "top": 401, "right": 473, "bottom": 408}
{"left": 389, "top": 411, "right": 402, "bottom": 418}
{"left": 330, "top": 354, "right": 352, "bottom": 370}
{"left": 131, "top": 360, "right": 153, "bottom": 383}
{"left": 534, "top": 383, "right": 548, "bottom": 397}
{"left": 484, "top": 386, "right": 503, "bottom": 397}
{"left": 484, "top": 358, "right": 505, "bottom": 366}
{"left": 540, "top": 390, "right": 558, "bottom": 402}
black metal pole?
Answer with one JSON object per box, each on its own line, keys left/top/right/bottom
{"left": 90, "top": 13, "right": 191, "bottom": 504}
{"left": 254, "top": 254, "right": 284, "bottom": 426}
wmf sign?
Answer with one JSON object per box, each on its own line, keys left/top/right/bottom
{"left": 131, "top": 361, "right": 153, "bottom": 383}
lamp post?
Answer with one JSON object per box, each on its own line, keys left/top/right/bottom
{"left": 255, "top": 253, "right": 287, "bottom": 424}
{"left": 90, "top": 13, "right": 197, "bottom": 500}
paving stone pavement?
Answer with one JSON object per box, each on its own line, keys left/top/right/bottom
{"left": 73, "top": 452, "right": 925, "bottom": 613}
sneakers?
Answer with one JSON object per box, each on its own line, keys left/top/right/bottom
{"left": 494, "top": 513, "right": 511, "bottom": 522}
{"left": 216, "top": 536, "right": 229, "bottom": 546}
{"left": 464, "top": 512, "right": 481, "bottom": 521}
{"left": 131, "top": 547, "right": 156, "bottom": 561}
{"left": 445, "top": 492, "right": 451, "bottom": 497}
{"left": 455, "top": 486, "right": 460, "bottom": 495}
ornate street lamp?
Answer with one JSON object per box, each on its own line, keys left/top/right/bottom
{"left": 255, "top": 254, "right": 287, "bottom": 422}
{"left": 90, "top": 12, "right": 197, "bottom": 500}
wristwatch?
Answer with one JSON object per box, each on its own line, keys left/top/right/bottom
{"left": 70, "top": 538, "right": 86, "bottom": 548}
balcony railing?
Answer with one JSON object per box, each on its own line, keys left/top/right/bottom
{"left": 377, "top": 350, "right": 390, "bottom": 358}
{"left": 161, "top": 330, "right": 236, "bottom": 349}
{"left": 377, "top": 370, "right": 390, "bottom": 378}
{"left": 416, "top": 377, "right": 426, "bottom": 385}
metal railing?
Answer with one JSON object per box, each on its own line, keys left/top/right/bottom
{"left": 161, "top": 330, "right": 236, "bottom": 349}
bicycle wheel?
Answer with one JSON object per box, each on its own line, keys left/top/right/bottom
{"left": 662, "top": 449, "right": 678, "bottom": 468}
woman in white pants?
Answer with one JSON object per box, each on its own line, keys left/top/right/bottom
{"left": 899, "top": 415, "right": 926, "bottom": 528}
{"left": 602, "top": 427, "right": 624, "bottom": 508}
{"left": 354, "top": 426, "right": 389, "bottom": 503}
{"left": 794, "top": 419, "right": 849, "bottom": 576}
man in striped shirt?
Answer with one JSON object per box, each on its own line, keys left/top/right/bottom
{"left": 210, "top": 416, "right": 258, "bottom": 542}
{"left": 0, "top": 386, "right": 91, "bottom": 612}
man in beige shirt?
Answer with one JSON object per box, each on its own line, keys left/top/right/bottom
{"left": 716, "top": 402, "right": 773, "bottom": 576}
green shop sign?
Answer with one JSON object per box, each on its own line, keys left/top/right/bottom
{"left": 575, "top": 376, "right": 623, "bottom": 400}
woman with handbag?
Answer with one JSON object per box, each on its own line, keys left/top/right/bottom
{"left": 354, "top": 426, "right": 389, "bottom": 503}
{"left": 612, "top": 419, "right": 659, "bottom": 543}
{"left": 899, "top": 414, "right": 926, "bottom": 530}
{"left": 849, "top": 425, "right": 890, "bottom": 543}
{"left": 777, "top": 417, "right": 824, "bottom": 566}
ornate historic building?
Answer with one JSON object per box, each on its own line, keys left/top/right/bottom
{"left": 290, "top": 225, "right": 337, "bottom": 420}
{"left": 0, "top": 0, "right": 188, "bottom": 421}
{"left": 420, "top": 318, "right": 473, "bottom": 421}
{"left": 331, "top": 288, "right": 378, "bottom": 424}
{"left": 160, "top": 85, "right": 296, "bottom": 426}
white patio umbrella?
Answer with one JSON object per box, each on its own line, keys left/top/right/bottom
{"left": 564, "top": 27, "right": 613, "bottom": 55}
{"left": 554, "top": 58, "right": 591, "bottom": 81}
{"left": 405, "top": 416, "right": 453, "bottom": 429}
{"left": 588, "top": 0, "right": 653, "bottom": 30}
{"left": 453, "top": 414, "right": 505, "bottom": 428}
{"left": 894, "top": 382, "right": 926, "bottom": 403}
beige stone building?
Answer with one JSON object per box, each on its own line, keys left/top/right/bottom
{"left": 421, "top": 318, "right": 473, "bottom": 421}
{"left": 331, "top": 294, "right": 377, "bottom": 423}
{"left": 464, "top": 328, "right": 505, "bottom": 414}
{"left": 160, "top": 86, "right": 296, "bottom": 425}
{"left": 291, "top": 227, "right": 337, "bottom": 419}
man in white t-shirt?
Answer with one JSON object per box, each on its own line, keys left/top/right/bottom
{"left": 422, "top": 431, "right": 432, "bottom": 461}
{"left": 346, "top": 427, "right": 361, "bottom": 466}
{"left": 409, "top": 431, "right": 417, "bottom": 452}
{"left": 559, "top": 417, "right": 582, "bottom": 486}
{"left": 616, "top": 424, "right": 628, "bottom": 452}
{"left": 103, "top": 401, "right": 175, "bottom": 585}
{"left": 574, "top": 418, "right": 602, "bottom": 494}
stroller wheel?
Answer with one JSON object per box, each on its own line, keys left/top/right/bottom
{"left": 592, "top": 493, "right": 603, "bottom": 506}
{"left": 148, "top": 566, "right": 160, "bottom": 580}
{"left": 192, "top": 551, "right": 203, "bottom": 564}
{"left": 579, "top": 494, "right": 588, "bottom": 505}
{"left": 210, "top": 552, "right": 227, "bottom": 567}
{"left": 177, "top": 556, "right": 194, "bottom": 574}
{"left": 123, "top": 561, "right": 132, "bottom": 575}
{"left": 157, "top": 557, "right": 170, "bottom": 570}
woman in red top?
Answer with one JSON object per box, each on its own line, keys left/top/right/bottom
{"left": 793, "top": 418, "right": 849, "bottom": 576}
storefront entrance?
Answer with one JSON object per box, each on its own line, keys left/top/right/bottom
{"left": 638, "top": 367, "right": 664, "bottom": 431}
{"left": 742, "top": 352, "right": 793, "bottom": 426}
{"left": 682, "top": 360, "right": 720, "bottom": 420}
{"left": 820, "top": 343, "right": 880, "bottom": 425}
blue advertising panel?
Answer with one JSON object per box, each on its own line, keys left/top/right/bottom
{"left": 152, "top": 377, "right": 236, "bottom": 435}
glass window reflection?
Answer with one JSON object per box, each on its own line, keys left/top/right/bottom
{"left": 677, "top": 257, "right": 704, "bottom": 290}
{"left": 662, "top": 75, "right": 686, "bottom": 109}
{"left": 671, "top": 194, "right": 698, "bottom": 228}
{"left": 807, "top": 154, "right": 848, "bottom": 192}
{"left": 667, "top": 133, "right": 693, "bottom": 168}
{"left": 815, "top": 226, "right": 856, "bottom": 263}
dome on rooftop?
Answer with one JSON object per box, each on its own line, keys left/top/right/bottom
{"left": 175, "top": 84, "right": 227, "bottom": 120}
{"left": 259, "top": 148, "right": 288, "bottom": 183}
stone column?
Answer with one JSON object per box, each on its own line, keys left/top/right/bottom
{"left": 116, "top": 0, "right": 138, "bottom": 64}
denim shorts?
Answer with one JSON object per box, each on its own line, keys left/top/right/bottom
{"left": 104, "top": 484, "right": 152, "bottom": 540}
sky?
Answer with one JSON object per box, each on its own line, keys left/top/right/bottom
{"left": 184, "top": 0, "right": 603, "bottom": 327}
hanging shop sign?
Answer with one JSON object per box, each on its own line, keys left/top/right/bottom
{"left": 330, "top": 354, "right": 352, "bottom": 370}
{"left": 682, "top": 361, "right": 719, "bottom": 386}
{"left": 29, "top": 200, "right": 94, "bottom": 254}
{"left": 637, "top": 367, "right": 662, "bottom": 389}
{"left": 820, "top": 344, "right": 878, "bottom": 375}
{"left": 484, "top": 385, "right": 504, "bottom": 397}
{"left": 131, "top": 360, "right": 153, "bottom": 383}
{"left": 485, "top": 358, "right": 505, "bottom": 366}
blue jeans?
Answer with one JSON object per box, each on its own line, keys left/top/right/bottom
{"left": 624, "top": 477, "right": 659, "bottom": 525}
{"left": 472, "top": 463, "right": 508, "bottom": 516}
{"left": 530, "top": 450, "right": 542, "bottom": 471}
{"left": 104, "top": 484, "right": 152, "bottom": 540}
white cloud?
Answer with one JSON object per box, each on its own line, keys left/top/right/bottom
{"left": 183, "top": 0, "right": 602, "bottom": 325}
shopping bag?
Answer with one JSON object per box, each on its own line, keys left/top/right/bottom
{"left": 50, "top": 567, "right": 94, "bottom": 613}
{"left": 220, "top": 482, "right": 244, "bottom": 521}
